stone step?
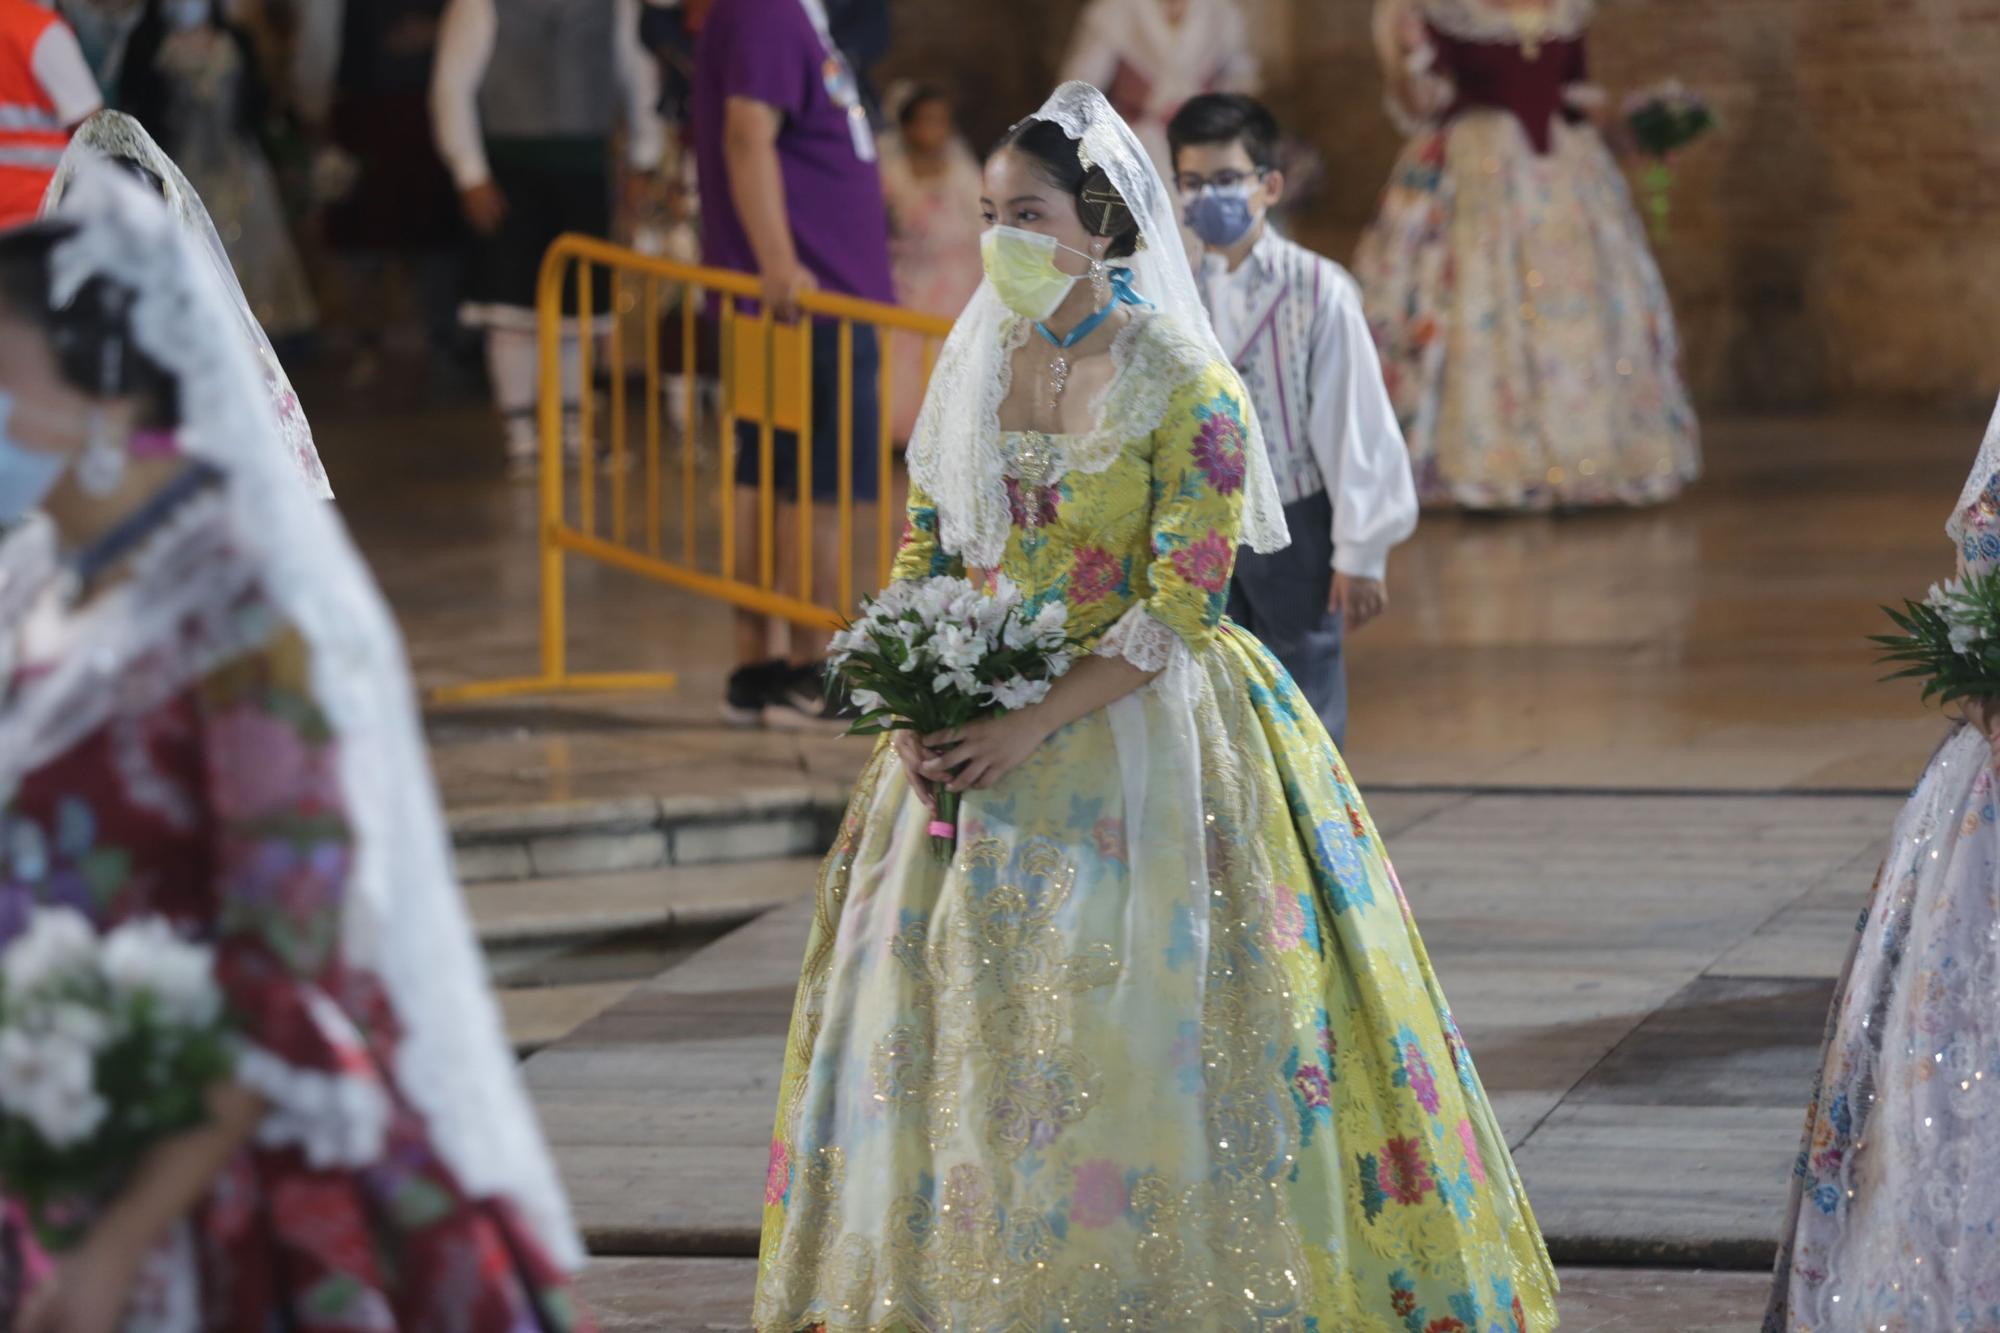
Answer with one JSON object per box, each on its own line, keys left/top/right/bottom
{"left": 502, "top": 980, "right": 646, "bottom": 1056}
{"left": 448, "top": 785, "right": 850, "bottom": 884}
{"left": 466, "top": 857, "right": 823, "bottom": 947}
{"left": 575, "top": 1258, "right": 1774, "bottom": 1332}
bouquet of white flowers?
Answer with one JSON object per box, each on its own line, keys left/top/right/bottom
{"left": 1874, "top": 571, "right": 2000, "bottom": 705}
{"left": 0, "top": 908, "right": 231, "bottom": 1250}
{"left": 829, "top": 574, "right": 1075, "bottom": 863}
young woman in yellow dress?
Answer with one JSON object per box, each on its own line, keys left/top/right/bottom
{"left": 753, "top": 82, "right": 1558, "bottom": 1332}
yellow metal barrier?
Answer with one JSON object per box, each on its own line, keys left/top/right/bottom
{"left": 431, "top": 234, "right": 955, "bottom": 704}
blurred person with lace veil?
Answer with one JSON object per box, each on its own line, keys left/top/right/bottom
{"left": 751, "top": 81, "right": 1557, "bottom": 1332}
{"left": 43, "top": 107, "right": 331, "bottom": 498}
{"left": 1353, "top": 0, "right": 1699, "bottom": 512}
{"left": 0, "top": 165, "right": 591, "bottom": 1331}
{"left": 115, "top": 0, "right": 318, "bottom": 357}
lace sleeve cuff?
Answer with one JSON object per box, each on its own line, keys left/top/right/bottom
{"left": 233, "top": 988, "right": 391, "bottom": 1169}
{"left": 1561, "top": 82, "right": 1608, "bottom": 111}
{"left": 1093, "top": 605, "right": 1191, "bottom": 673}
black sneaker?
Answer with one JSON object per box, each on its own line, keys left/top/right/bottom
{"left": 721, "top": 658, "right": 791, "bottom": 727}
{"left": 764, "top": 661, "right": 863, "bottom": 732}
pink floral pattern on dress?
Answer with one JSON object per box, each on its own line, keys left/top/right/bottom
{"left": 1189, "top": 399, "right": 1248, "bottom": 495}
{"left": 1293, "top": 1064, "right": 1332, "bottom": 1111}
{"left": 1264, "top": 884, "right": 1306, "bottom": 952}
{"left": 203, "top": 704, "right": 342, "bottom": 822}
{"left": 1005, "top": 476, "right": 1061, "bottom": 529}
{"left": 1092, "top": 816, "right": 1126, "bottom": 864}
{"left": 1457, "top": 1119, "right": 1488, "bottom": 1186}
{"left": 1378, "top": 1136, "right": 1435, "bottom": 1207}
{"left": 1170, "top": 531, "right": 1234, "bottom": 595}
{"left": 1069, "top": 1160, "right": 1127, "bottom": 1229}
{"left": 765, "top": 1140, "right": 792, "bottom": 1207}
{"left": 1395, "top": 1028, "right": 1442, "bottom": 1116}
{"left": 1070, "top": 547, "right": 1123, "bottom": 605}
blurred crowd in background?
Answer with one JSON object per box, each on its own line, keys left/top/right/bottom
{"left": 6, "top": 0, "right": 928, "bottom": 429}
{"left": 8, "top": 0, "right": 1300, "bottom": 461}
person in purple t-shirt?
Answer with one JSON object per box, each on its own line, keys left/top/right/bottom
{"left": 692, "top": 0, "right": 894, "bottom": 728}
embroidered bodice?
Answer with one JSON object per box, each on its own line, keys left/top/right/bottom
{"left": 893, "top": 317, "right": 1253, "bottom": 668}
{"left": 1429, "top": 25, "right": 1587, "bottom": 153}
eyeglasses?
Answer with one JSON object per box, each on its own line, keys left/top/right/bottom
{"left": 1175, "top": 168, "right": 1265, "bottom": 194}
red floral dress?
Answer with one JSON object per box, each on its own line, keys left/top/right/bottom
{"left": 0, "top": 588, "right": 588, "bottom": 1332}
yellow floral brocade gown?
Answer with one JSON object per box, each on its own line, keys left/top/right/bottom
{"left": 754, "top": 315, "right": 1558, "bottom": 1332}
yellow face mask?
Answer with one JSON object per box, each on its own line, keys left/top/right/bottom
{"left": 980, "top": 226, "right": 1091, "bottom": 322}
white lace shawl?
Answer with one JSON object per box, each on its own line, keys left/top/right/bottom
{"left": 906, "top": 82, "right": 1288, "bottom": 576}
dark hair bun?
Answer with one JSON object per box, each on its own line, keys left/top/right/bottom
{"left": 1077, "top": 164, "right": 1137, "bottom": 246}
{"left": 0, "top": 222, "right": 181, "bottom": 427}
{"left": 994, "top": 117, "right": 1144, "bottom": 260}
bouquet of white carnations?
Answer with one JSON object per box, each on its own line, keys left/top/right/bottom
{"left": 0, "top": 908, "right": 231, "bottom": 1250}
{"left": 829, "top": 574, "right": 1074, "bottom": 863}
{"left": 1874, "top": 571, "right": 2000, "bottom": 705}
{"left": 1622, "top": 80, "right": 1715, "bottom": 240}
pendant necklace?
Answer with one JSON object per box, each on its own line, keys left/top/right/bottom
{"left": 1505, "top": 0, "right": 1548, "bottom": 58}
{"left": 1034, "top": 295, "right": 1120, "bottom": 413}
{"left": 1016, "top": 298, "right": 1118, "bottom": 527}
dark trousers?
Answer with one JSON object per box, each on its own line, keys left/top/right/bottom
{"left": 1227, "top": 490, "right": 1349, "bottom": 748}
{"left": 732, "top": 320, "right": 881, "bottom": 503}
{"left": 465, "top": 138, "right": 612, "bottom": 315}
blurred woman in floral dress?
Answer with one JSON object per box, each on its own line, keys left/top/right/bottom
{"left": 879, "top": 83, "right": 982, "bottom": 444}
{"left": 1059, "top": 0, "right": 1258, "bottom": 183}
{"left": 0, "top": 169, "right": 584, "bottom": 1330}
{"left": 1354, "top": 0, "right": 1699, "bottom": 511}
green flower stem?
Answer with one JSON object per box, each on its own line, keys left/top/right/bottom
{"left": 930, "top": 785, "right": 959, "bottom": 865}
{"left": 1644, "top": 162, "right": 1674, "bottom": 242}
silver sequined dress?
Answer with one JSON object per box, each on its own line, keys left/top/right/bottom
{"left": 1767, "top": 425, "right": 2000, "bottom": 1330}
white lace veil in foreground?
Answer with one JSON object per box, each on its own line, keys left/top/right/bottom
{"left": 13, "top": 167, "right": 580, "bottom": 1267}
{"left": 44, "top": 111, "right": 332, "bottom": 499}
{"left": 905, "top": 81, "right": 1288, "bottom": 573}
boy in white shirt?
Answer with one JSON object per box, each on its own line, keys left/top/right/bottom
{"left": 1169, "top": 93, "right": 1417, "bottom": 747}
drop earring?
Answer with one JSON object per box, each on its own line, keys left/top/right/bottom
{"left": 79, "top": 314, "right": 128, "bottom": 497}
{"left": 1089, "top": 244, "right": 1110, "bottom": 306}
{"left": 77, "top": 409, "right": 125, "bottom": 496}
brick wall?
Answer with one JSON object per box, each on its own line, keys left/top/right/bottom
{"left": 877, "top": 0, "right": 2000, "bottom": 410}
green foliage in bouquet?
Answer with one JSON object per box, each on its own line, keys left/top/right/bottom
{"left": 1625, "top": 92, "right": 1715, "bottom": 159}
{"left": 1873, "top": 570, "right": 2000, "bottom": 705}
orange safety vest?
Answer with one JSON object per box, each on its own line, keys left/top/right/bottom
{"left": 0, "top": 0, "right": 69, "bottom": 228}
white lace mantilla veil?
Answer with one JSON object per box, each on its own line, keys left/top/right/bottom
{"left": 905, "top": 81, "right": 1289, "bottom": 573}
{"left": 1949, "top": 392, "right": 2000, "bottom": 552}
{"left": 22, "top": 167, "right": 583, "bottom": 1268}
{"left": 42, "top": 111, "right": 333, "bottom": 500}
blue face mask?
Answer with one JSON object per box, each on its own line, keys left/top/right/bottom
{"left": 1183, "top": 185, "right": 1260, "bottom": 249}
{"left": 0, "top": 392, "right": 69, "bottom": 525}
{"left": 163, "top": 0, "right": 210, "bottom": 30}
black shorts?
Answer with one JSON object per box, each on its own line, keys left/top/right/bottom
{"left": 733, "top": 319, "right": 881, "bottom": 504}
{"left": 465, "top": 138, "right": 612, "bottom": 317}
